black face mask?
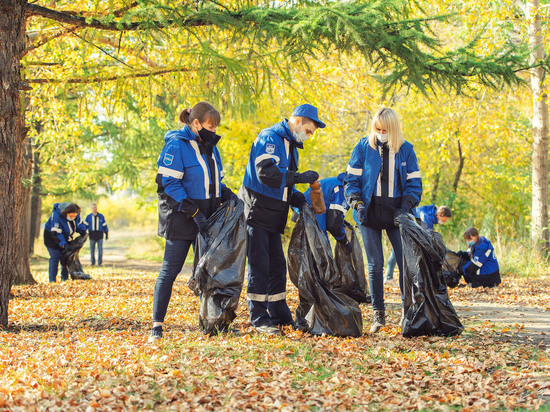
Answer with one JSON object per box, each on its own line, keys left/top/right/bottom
{"left": 198, "top": 127, "right": 220, "bottom": 146}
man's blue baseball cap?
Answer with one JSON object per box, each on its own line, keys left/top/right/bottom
{"left": 291, "top": 104, "right": 326, "bottom": 128}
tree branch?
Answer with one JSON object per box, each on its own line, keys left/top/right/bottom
{"left": 26, "top": 67, "right": 212, "bottom": 84}
{"left": 25, "top": 3, "right": 212, "bottom": 31}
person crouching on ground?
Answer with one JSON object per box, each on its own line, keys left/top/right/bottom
{"left": 44, "top": 202, "right": 87, "bottom": 283}
{"left": 344, "top": 107, "right": 422, "bottom": 333}
{"left": 459, "top": 227, "right": 501, "bottom": 288}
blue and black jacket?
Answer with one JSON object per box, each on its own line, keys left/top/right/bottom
{"left": 413, "top": 204, "right": 438, "bottom": 230}
{"left": 304, "top": 173, "right": 349, "bottom": 242}
{"left": 241, "top": 119, "right": 302, "bottom": 234}
{"left": 462, "top": 236, "right": 499, "bottom": 276}
{"left": 344, "top": 138, "right": 422, "bottom": 229}
{"left": 156, "top": 125, "right": 231, "bottom": 240}
{"left": 44, "top": 202, "right": 87, "bottom": 250}
{"left": 85, "top": 213, "right": 109, "bottom": 241}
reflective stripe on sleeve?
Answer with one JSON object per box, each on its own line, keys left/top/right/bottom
{"left": 346, "top": 165, "right": 362, "bottom": 176}
{"left": 485, "top": 249, "right": 492, "bottom": 257}
{"left": 158, "top": 166, "right": 184, "bottom": 179}
{"left": 472, "top": 259, "right": 483, "bottom": 267}
{"left": 329, "top": 203, "right": 346, "bottom": 213}
{"left": 407, "top": 171, "right": 421, "bottom": 180}
{"left": 255, "top": 153, "right": 281, "bottom": 166}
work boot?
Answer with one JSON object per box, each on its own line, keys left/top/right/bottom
{"left": 370, "top": 310, "right": 385, "bottom": 333}
{"left": 148, "top": 325, "right": 163, "bottom": 343}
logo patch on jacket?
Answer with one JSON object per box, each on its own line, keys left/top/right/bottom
{"left": 401, "top": 162, "right": 407, "bottom": 166}
{"left": 266, "top": 144, "right": 275, "bottom": 154}
{"left": 163, "top": 153, "right": 174, "bottom": 166}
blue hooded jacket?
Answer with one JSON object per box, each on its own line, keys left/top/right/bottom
{"left": 44, "top": 203, "right": 87, "bottom": 249}
{"left": 413, "top": 204, "right": 438, "bottom": 230}
{"left": 156, "top": 124, "right": 229, "bottom": 240}
{"left": 241, "top": 119, "right": 302, "bottom": 233}
{"left": 463, "top": 236, "right": 499, "bottom": 276}
{"left": 344, "top": 138, "right": 422, "bottom": 225}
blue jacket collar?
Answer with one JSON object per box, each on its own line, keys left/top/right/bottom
{"left": 164, "top": 124, "right": 198, "bottom": 143}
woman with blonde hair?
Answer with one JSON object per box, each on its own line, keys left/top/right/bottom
{"left": 344, "top": 107, "right": 422, "bottom": 333}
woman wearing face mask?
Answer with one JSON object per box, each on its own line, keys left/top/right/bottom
{"left": 344, "top": 107, "right": 422, "bottom": 333}
{"left": 44, "top": 202, "right": 87, "bottom": 283}
{"left": 150, "top": 102, "right": 237, "bottom": 342}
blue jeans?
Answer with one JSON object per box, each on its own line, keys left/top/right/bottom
{"left": 246, "top": 225, "right": 293, "bottom": 327}
{"left": 46, "top": 247, "right": 69, "bottom": 283}
{"left": 152, "top": 239, "right": 193, "bottom": 323}
{"left": 385, "top": 249, "right": 397, "bottom": 280}
{"left": 359, "top": 224, "right": 403, "bottom": 311}
{"left": 89, "top": 238, "right": 103, "bottom": 265}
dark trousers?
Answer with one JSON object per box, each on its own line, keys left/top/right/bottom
{"left": 89, "top": 238, "right": 103, "bottom": 265}
{"left": 464, "top": 270, "right": 501, "bottom": 288}
{"left": 46, "top": 247, "right": 69, "bottom": 283}
{"left": 246, "top": 225, "right": 293, "bottom": 327}
{"left": 359, "top": 224, "right": 404, "bottom": 311}
{"left": 152, "top": 239, "right": 193, "bottom": 323}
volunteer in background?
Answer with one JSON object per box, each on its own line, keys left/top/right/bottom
{"left": 85, "top": 203, "right": 109, "bottom": 266}
{"left": 43, "top": 202, "right": 87, "bottom": 283}
{"left": 459, "top": 227, "right": 501, "bottom": 288}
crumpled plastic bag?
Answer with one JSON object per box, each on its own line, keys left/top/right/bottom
{"left": 396, "top": 213, "right": 463, "bottom": 337}
{"left": 288, "top": 205, "right": 363, "bottom": 337}
{"left": 334, "top": 221, "right": 370, "bottom": 304}
{"left": 60, "top": 234, "right": 92, "bottom": 280}
{"left": 188, "top": 198, "right": 247, "bottom": 335}
{"left": 441, "top": 250, "right": 464, "bottom": 288}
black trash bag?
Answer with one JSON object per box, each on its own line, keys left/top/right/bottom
{"left": 441, "top": 250, "right": 465, "bottom": 288}
{"left": 288, "top": 205, "right": 362, "bottom": 337}
{"left": 396, "top": 213, "right": 463, "bottom": 337}
{"left": 60, "top": 234, "right": 92, "bottom": 280}
{"left": 333, "top": 221, "right": 370, "bottom": 304}
{"left": 188, "top": 198, "right": 247, "bottom": 335}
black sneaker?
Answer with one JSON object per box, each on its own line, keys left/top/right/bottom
{"left": 148, "top": 326, "right": 163, "bottom": 343}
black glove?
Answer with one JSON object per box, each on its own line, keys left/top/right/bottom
{"left": 192, "top": 211, "right": 208, "bottom": 235}
{"left": 221, "top": 186, "right": 239, "bottom": 203}
{"left": 457, "top": 250, "right": 470, "bottom": 260}
{"left": 393, "top": 209, "right": 407, "bottom": 227}
{"left": 339, "top": 237, "right": 353, "bottom": 255}
{"left": 294, "top": 171, "right": 319, "bottom": 184}
{"left": 105, "top": 233, "right": 109, "bottom": 240}
{"left": 289, "top": 191, "right": 307, "bottom": 209}
{"left": 356, "top": 202, "right": 367, "bottom": 224}
{"left": 400, "top": 196, "right": 416, "bottom": 214}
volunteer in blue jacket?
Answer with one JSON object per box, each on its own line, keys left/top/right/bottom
{"left": 150, "top": 102, "right": 236, "bottom": 342}
{"left": 344, "top": 107, "right": 422, "bottom": 333}
{"left": 304, "top": 172, "right": 352, "bottom": 252}
{"left": 241, "top": 104, "right": 324, "bottom": 335}
{"left": 85, "top": 203, "right": 109, "bottom": 266}
{"left": 43, "top": 202, "right": 88, "bottom": 282}
{"left": 384, "top": 205, "right": 451, "bottom": 286}
{"left": 460, "top": 227, "right": 500, "bottom": 288}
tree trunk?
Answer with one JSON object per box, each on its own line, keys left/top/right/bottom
{"left": 0, "top": 0, "right": 27, "bottom": 326}
{"left": 13, "top": 137, "right": 36, "bottom": 285}
{"left": 452, "top": 137, "right": 465, "bottom": 193}
{"left": 528, "top": 0, "right": 549, "bottom": 254}
{"left": 431, "top": 170, "right": 440, "bottom": 204}
{"left": 29, "top": 148, "right": 42, "bottom": 254}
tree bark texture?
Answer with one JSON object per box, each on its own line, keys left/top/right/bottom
{"left": 14, "top": 137, "right": 36, "bottom": 285}
{"left": 528, "top": 0, "right": 549, "bottom": 253}
{"left": 29, "top": 148, "right": 42, "bottom": 254}
{"left": 452, "top": 137, "right": 465, "bottom": 194}
{"left": 0, "top": 0, "right": 27, "bottom": 326}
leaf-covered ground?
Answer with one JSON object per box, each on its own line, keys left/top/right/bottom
{"left": 2, "top": 266, "right": 549, "bottom": 411}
